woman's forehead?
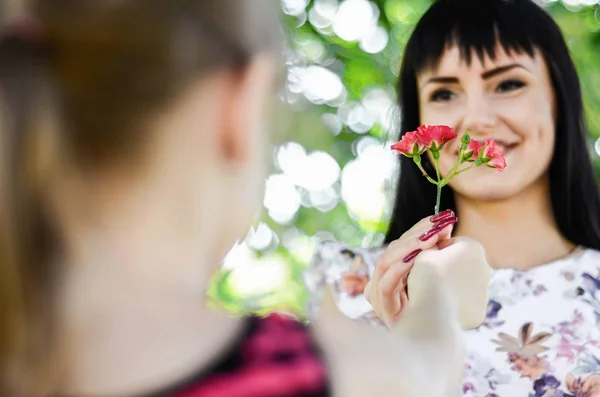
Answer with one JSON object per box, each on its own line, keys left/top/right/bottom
{"left": 418, "top": 44, "right": 542, "bottom": 78}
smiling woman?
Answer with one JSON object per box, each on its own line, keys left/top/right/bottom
{"left": 418, "top": 46, "right": 556, "bottom": 202}
{"left": 305, "top": 0, "right": 600, "bottom": 395}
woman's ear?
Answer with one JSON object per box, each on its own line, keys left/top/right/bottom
{"left": 219, "top": 55, "right": 278, "bottom": 165}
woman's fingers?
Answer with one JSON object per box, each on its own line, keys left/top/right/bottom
{"left": 366, "top": 266, "right": 412, "bottom": 327}
{"left": 374, "top": 210, "right": 457, "bottom": 282}
{"left": 378, "top": 262, "right": 413, "bottom": 302}
{"left": 365, "top": 210, "right": 459, "bottom": 327}
{"left": 378, "top": 262, "right": 413, "bottom": 321}
{"left": 399, "top": 289, "right": 409, "bottom": 315}
{"left": 418, "top": 215, "right": 457, "bottom": 242}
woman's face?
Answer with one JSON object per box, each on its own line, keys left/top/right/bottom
{"left": 417, "top": 45, "right": 556, "bottom": 201}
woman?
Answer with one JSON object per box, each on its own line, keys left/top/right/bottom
{"left": 0, "top": 0, "right": 490, "bottom": 396}
{"left": 305, "top": 0, "right": 600, "bottom": 395}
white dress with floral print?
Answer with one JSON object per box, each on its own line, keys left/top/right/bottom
{"left": 303, "top": 242, "right": 600, "bottom": 397}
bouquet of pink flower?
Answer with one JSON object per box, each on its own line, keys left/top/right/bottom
{"left": 392, "top": 125, "right": 507, "bottom": 215}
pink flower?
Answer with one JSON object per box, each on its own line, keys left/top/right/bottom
{"left": 391, "top": 131, "right": 425, "bottom": 158}
{"left": 462, "top": 139, "right": 485, "bottom": 162}
{"left": 389, "top": 126, "right": 508, "bottom": 216}
{"left": 481, "top": 139, "right": 507, "bottom": 171}
{"left": 415, "top": 125, "right": 457, "bottom": 151}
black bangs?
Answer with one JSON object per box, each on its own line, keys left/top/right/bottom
{"left": 403, "top": 0, "right": 546, "bottom": 73}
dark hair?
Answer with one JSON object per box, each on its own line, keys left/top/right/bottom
{"left": 384, "top": 0, "right": 600, "bottom": 250}
{"left": 0, "top": 1, "right": 280, "bottom": 394}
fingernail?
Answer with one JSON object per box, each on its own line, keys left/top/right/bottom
{"left": 419, "top": 216, "right": 458, "bottom": 241}
{"left": 403, "top": 249, "right": 422, "bottom": 263}
{"left": 430, "top": 209, "right": 454, "bottom": 223}
{"left": 434, "top": 216, "right": 458, "bottom": 230}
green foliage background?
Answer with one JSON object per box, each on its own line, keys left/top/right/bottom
{"left": 208, "top": 0, "right": 600, "bottom": 317}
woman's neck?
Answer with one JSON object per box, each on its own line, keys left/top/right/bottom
{"left": 55, "top": 230, "right": 242, "bottom": 396}
{"left": 52, "top": 174, "right": 244, "bottom": 394}
{"left": 453, "top": 178, "right": 575, "bottom": 270}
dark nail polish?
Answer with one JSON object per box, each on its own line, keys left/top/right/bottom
{"left": 403, "top": 249, "right": 422, "bottom": 263}
{"left": 430, "top": 209, "right": 454, "bottom": 223}
{"left": 419, "top": 216, "right": 458, "bottom": 241}
{"left": 419, "top": 229, "right": 438, "bottom": 241}
{"left": 434, "top": 216, "right": 458, "bottom": 230}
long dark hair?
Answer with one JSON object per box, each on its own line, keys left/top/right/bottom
{"left": 384, "top": 0, "right": 600, "bottom": 250}
{"left": 0, "top": 1, "right": 279, "bottom": 395}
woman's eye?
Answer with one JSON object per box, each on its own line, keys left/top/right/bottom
{"left": 496, "top": 79, "right": 525, "bottom": 93}
{"left": 429, "top": 89, "right": 454, "bottom": 102}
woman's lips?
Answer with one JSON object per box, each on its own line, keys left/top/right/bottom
{"left": 453, "top": 141, "right": 518, "bottom": 157}
{"left": 495, "top": 142, "right": 518, "bottom": 156}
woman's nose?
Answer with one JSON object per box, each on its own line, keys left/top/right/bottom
{"left": 461, "top": 97, "right": 497, "bottom": 137}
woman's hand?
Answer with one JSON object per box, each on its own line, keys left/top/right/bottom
{"left": 363, "top": 209, "right": 457, "bottom": 328}
{"left": 408, "top": 237, "right": 491, "bottom": 330}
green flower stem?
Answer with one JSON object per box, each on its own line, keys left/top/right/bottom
{"left": 433, "top": 151, "right": 442, "bottom": 215}
{"left": 416, "top": 163, "right": 439, "bottom": 185}
{"left": 413, "top": 156, "right": 438, "bottom": 185}
{"left": 420, "top": 134, "right": 478, "bottom": 214}
{"left": 444, "top": 145, "right": 466, "bottom": 180}
{"left": 453, "top": 163, "right": 478, "bottom": 176}
{"left": 440, "top": 163, "right": 478, "bottom": 186}
{"left": 435, "top": 185, "right": 442, "bottom": 215}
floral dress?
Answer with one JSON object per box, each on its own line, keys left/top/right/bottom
{"left": 304, "top": 242, "right": 600, "bottom": 397}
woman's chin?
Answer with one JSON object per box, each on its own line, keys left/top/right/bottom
{"left": 449, "top": 171, "right": 520, "bottom": 202}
